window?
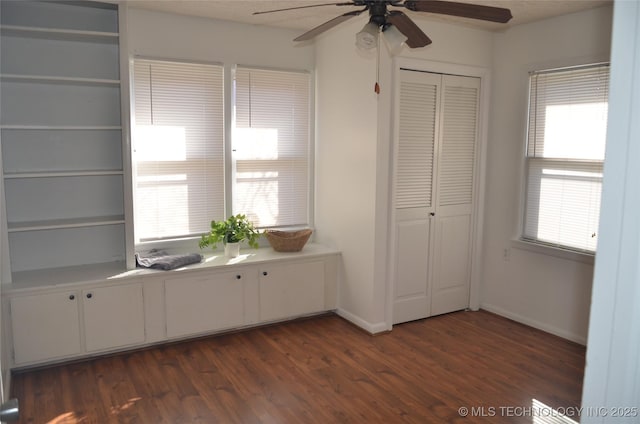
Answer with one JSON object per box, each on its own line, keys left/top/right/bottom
{"left": 132, "top": 59, "right": 225, "bottom": 242}
{"left": 131, "top": 59, "right": 312, "bottom": 245}
{"left": 523, "top": 63, "right": 609, "bottom": 253}
{"left": 233, "top": 67, "right": 311, "bottom": 228}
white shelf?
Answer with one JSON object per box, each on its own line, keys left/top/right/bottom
{"left": 4, "top": 170, "right": 123, "bottom": 179}
{"left": 8, "top": 216, "right": 125, "bottom": 233}
{"left": 0, "top": 25, "right": 118, "bottom": 42}
{"left": 0, "top": 74, "right": 120, "bottom": 86}
{"left": 0, "top": 126, "right": 122, "bottom": 131}
{"left": 6, "top": 261, "right": 130, "bottom": 291}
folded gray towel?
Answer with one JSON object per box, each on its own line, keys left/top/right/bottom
{"left": 135, "top": 249, "right": 203, "bottom": 270}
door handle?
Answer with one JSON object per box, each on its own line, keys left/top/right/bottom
{"left": 0, "top": 398, "right": 19, "bottom": 422}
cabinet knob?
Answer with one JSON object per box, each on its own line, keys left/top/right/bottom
{"left": 69, "top": 294, "right": 75, "bottom": 300}
{"left": 86, "top": 293, "right": 93, "bottom": 299}
{"left": 262, "top": 271, "right": 268, "bottom": 276}
{"left": 236, "top": 275, "right": 242, "bottom": 280}
{"left": 430, "top": 212, "right": 436, "bottom": 217}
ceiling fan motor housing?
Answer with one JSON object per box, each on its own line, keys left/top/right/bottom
{"left": 369, "top": 2, "right": 389, "bottom": 27}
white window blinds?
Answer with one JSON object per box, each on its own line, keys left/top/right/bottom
{"left": 523, "top": 64, "right": 609, "bottom": 252}
{"left": 233, "top": 67, "right": 310, "bottom": 228}
{"left": 132, "top": 59, "right": 224, "bottom": 242}
{"left": 396, "top": 79, "right": 437, "bottom": 209}
{"left": 439, "top": 83, "right": 479, "bottom": 207}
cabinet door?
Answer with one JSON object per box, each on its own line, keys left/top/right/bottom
{"left": 165, "top": 271, "right": 246, "bottom": 338}
{"left": 83, "top": 284, "right": 145, "bottom": 352}
{"left": 259, "top": 260, "right": 325, "bottom": 322}
{"left": 10, "top": 292, "right": 81, "bottom": 365}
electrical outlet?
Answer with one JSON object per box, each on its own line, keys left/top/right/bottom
{"left": 503, "top": 248, "right": 511, "bottom": 262}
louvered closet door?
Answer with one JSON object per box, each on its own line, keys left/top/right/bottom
{"left": 431, "top": 74, "right": 480, "bottom": 316}
{"left": 392, "top": 70, "right": 441, "bottom": 324}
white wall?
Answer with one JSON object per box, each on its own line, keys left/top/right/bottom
{"left": 481, "top": 6, "right": 613, "bottom": 344}
{"left": 314, "top": 19, "right": 380, "bottom": 330}
{"left": 314, "top": 15, "right": 492, "bottom": 331}
{"left": 126, "top": 8, "right": 314, "bottom": 70}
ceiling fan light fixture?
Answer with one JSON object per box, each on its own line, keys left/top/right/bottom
{"left": 383, "top": 24, "right": 407, "bottom": 55}
{"left": 355, "top": 21, "right": 379, "bottom": 50}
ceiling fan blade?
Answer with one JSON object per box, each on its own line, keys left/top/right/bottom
{"left": 294, "top": 9, "right": 366, "bottom": 41}
{"left": 404, "top": 0, "right": 512, "bottom": 23}
{"left": 253, "top": 2, "right": 355, "bottom": 16}
{"left": 387, "top": 11, "right": 432, "bottom": 48}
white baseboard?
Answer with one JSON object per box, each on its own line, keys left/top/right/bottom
{"left": 335, "top": 308, "right": 389, "bottom": 334}
{"left": 481, "top": 303, "right": 587, "bottom": 345}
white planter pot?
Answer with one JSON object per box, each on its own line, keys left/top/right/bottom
{"left": 224, "top": 242, "right": 240, "bottom": 258}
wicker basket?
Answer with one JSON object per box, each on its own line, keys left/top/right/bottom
{"left": 264, "top": 229, "right": 313, "bottom": 252}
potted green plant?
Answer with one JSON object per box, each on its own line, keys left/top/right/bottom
{"left": 199, "top": 214, "right": 261, "bottom": 257}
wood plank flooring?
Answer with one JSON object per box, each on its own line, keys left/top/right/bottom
{"left": 10, "top": 310, "right": 586, "bottom": 423}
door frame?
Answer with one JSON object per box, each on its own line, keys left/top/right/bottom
{"left": 385, "top": 57, "right": 492, "bottom": 330}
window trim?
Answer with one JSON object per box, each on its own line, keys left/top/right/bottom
{"left": 230, "top": 65, "right": 314, "bottom": 229}
{"left": 130, "top": 57, "right": 316, "bottom": 252}
{"left": 230, "top": 65, "right": 315, "bottom": 229}
{"left": 512, "top": 238, "right": 595, "bottom": 265}
{"left": 518, "top": 61, "right": 609, "bottom": 259}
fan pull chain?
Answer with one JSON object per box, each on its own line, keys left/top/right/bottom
{"left": 374, "top": 31, "right": 381, "bottom": 94}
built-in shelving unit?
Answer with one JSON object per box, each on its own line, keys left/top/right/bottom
{"left": 0, "top": 1, "right": 127, "bottom": 279}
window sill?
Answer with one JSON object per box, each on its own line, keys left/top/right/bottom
{"left": 4, "top": 243, "right": 340, "bottom": 293}
{"left": 136, "top": 227, "right": 315, "bottom": 255}
{"left": 511, "top": 238, "right": 595, "bottom": 265}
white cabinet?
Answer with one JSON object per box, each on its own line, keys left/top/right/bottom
{"left": 5, "top": 245, "right": 340, "bottom": 368}
{"left": 10, "top": 291, "right": 81, "bottom": 364}
{"left": 392, "top": 70, "right": 480, "bottom": 323}
{"left": 164, "top": 253, "right": 337, "bottom": 339}
{"left": 259, "top": 260, "right": 326, "bottom": 322}
{"left": 10, "top": 282, "right": 144, "bottom": 365}
{"left": 83, "top": 284, "right": 145, "bottom": 352}
{"left": 0, "top": 1, "right": 128, "bottom": 276}
{"left": 164, "top": 271, "right": 249, "bottom": 338}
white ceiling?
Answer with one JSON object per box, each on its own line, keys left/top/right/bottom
{"left": 122, "top": 0, "right": 611, "bottom": 34}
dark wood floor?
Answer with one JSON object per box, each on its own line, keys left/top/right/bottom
{"left": 10, "top": 310, "right": 586, "bottom": 423}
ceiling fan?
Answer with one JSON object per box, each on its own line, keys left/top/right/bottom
{"left": 254, "top": 0, "right": 513, "bottom": 49}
